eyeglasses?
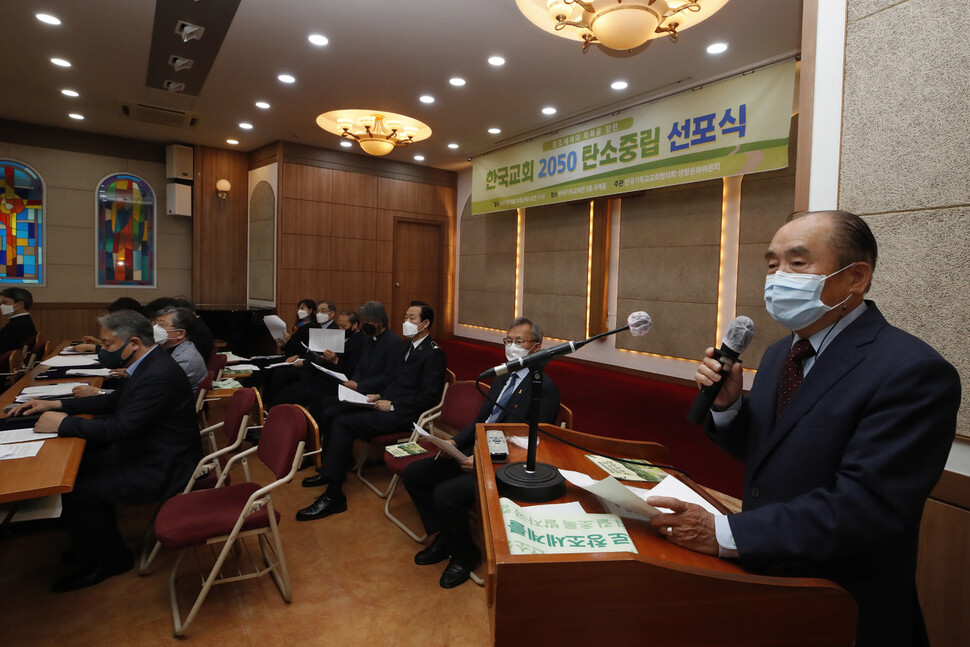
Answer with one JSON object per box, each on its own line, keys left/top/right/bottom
{"left": 502, "top": 338, "right": 536, "bottom": 349}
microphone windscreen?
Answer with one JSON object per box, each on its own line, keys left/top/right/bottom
{"left": 722, "top": 316, "right": 755, "bottom": 354}
{"left": 627, "top": 311, "right": 652, "bottom": 337}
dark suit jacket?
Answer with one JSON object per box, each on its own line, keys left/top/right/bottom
{"left": 352, "top": 328, "right": 402, "bottom": 395}
{"left": 453, "top": 372, "right": 561, "bottom": 454}
{"left": 57, "top": 346, "right": 202, "bottom": 504}
{"left": 380, "top": 336, "right": 448, "bottom": 419}
{"left": 306, "top": 328, "right": 365, "bottom": 378}
{"left": 0, "top": 313, "right": 36, "bottom": 354}
{"left": 708, "top": 302, "right": 959, "bottom": 646}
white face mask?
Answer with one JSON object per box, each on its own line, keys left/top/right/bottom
{"left": 153, "top": 324, "right": 169, "bottom": 345}
{"left": 764, "top": 263, "right": 855, "bottom": 330}
{"left": 316, "top": 311, "right": 329, "bottom": 324}
{"left": 505, "top": 343, "right": 532, "bottom": 363}
{"left": 402, "top": 320, "right": 422, "bottom": 338}
{"left": 297, "top": 308, "right": 309, "bottom": 320}
{"left": 0, "top": 303, "right": 14, "bottom": 316}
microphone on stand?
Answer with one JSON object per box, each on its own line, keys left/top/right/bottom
{"left": 687, "top": 316, "right": 755, "bottom": 424}
{"left": 479, "top": 311, "right": 651, "bottom": 379}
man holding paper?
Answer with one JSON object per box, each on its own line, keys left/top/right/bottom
{"left": 296, "top": 301, "right": 447, "bottom": 521}
{"left": 661, "top": 211, "right": 959, "bottom": 647}
{"left": 10, "top": 309, "right": 201, "bottom": 593}
{"left": 403, "top": 317, "right": 561, "bottom": 589}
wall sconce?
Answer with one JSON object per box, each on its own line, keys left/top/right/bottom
{"left": 216, "top": 179, "right": 231, "bottom": 200}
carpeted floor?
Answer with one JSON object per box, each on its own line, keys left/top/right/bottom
{"left": 436, "top": 337, "right": 744, "bottom": 498}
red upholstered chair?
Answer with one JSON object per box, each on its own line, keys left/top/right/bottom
{"left": 206, "top": 352, "right": 228, "bottom": 382}
{"left": 354, "top": 370, "right": 456, "bottom": 498}
{"left": 138, "top": 387, "right": 260, "bottom": 574}
{"left": 382, "top": 380, "right": 488, "bottom": 542}
{"left": 153, "top": 404, "right": 310, "bottom": 637}
{"left": 24, "top": 331, "right": 48, "bottom": 370}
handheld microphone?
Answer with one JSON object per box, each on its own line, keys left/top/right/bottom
{"left": 479, "top": 311, "right": 651, "bottom": 378}
{"left": 686, "top": 316, "right": 755, "bottom": 424}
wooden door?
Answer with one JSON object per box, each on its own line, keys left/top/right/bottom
{"left": 391, "top": 219, "right": 443, "bottom": 329}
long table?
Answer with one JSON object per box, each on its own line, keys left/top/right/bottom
{"left": 475, "top": 423, "right": 857, "bottom": 647}
{"left": 0, "top": 346, "right": 99, "bottom": 504}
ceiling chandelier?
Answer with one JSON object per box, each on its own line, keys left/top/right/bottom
{"left": 316, "top": 109, "right": 431, "bottom": 156}
{"left": 516, "top": 0, "right": 730, "bottom": 53}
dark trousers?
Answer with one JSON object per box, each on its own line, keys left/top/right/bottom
{"left": 318, "top": 409, "right": 412, "bottom": 483}
{"left": 402, "top": 456, "right": 478, "bottom": 561}
{"left": 60, "top": 448, "right": 132, "bottom": 566}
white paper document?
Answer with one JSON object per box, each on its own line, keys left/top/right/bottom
{"left": 65, "top": 368, "right": 113, "bottom": 377}
{"left": 0, "top": 428, "right": 58, "bottom": 444}
{"left": 631, "top": 473, "right": 725, "bottom": 517}
{"left": 16, "top": 382, "right": 88, "bottom": 402}
{"left": 263, "top": 315, "right": 288, "bottom": 342}
{"left": 40, "top": 355, "right": 100, "bottom": 367}
{"left": 413, "top": 424, "right": 467, "bottom": 461}
{"left": 0, "top": 441, "right": 44, "bottom": 460}
{"left": 337, "top": 384, "right": 375, "bottom": 407}
{"left": 499, "top": 497, "right": 637, "bottom": 555}
{"left": 560, "top": 469, "right": 663, "bottom": 521}
{"left": 311, "top": 364, "right": 348, "bottom": 382}
{"left": 222, "top": 363, "right": 260, "bottom": 372}
{"left": 308, "top": 328, "right": 345, "bottom": 353}
{"left": 219, "top": 351, "right": 249, "bottom": 364}
{"left": 264, "top": 360, "right": 298, "bottom": 369}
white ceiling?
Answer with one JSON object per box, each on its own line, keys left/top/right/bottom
{"left": 4, "top": 0, "right": 803, "bottom": 172}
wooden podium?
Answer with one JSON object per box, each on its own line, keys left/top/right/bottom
{"left": 475, "top": 423, "right": 856, "bottom": 646}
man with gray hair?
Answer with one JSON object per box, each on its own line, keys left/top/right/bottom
{"left": 154, "top": 306, "right": 207, "bottom": 392}
{"left": 12, "top": 309, "right": 201, "bottom": 593}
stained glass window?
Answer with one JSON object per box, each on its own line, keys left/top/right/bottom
{"left": 96, "top": 173, "right": 156, "bottom": 287}
{"left": 0, "top": 160, "right": 45, "bottom": 285}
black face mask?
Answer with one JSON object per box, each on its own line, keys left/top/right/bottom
{"left": 361, "top": 323, "right": 377, "bottom": 336}
{"left": 344, "top": 328, "right": 356, "bottom": 339}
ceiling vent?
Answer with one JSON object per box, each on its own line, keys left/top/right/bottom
{"left": 162, "top": 80, "right": 186, "bottom": 93}
{"left": 120, "top": 101, "right": 199, "bottom": 128}
{"left": 174, "top": 21, "right": 205, "bottom": 42}
{"left": 168, "top": 55, "right": 194, "bottom": 72}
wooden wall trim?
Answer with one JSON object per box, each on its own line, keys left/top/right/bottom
{"left": 280, "top": 141, "right": 456, "bottom": 188}
{"left": 0, "top": 118, "right": 165, "bottom": 162}
{"left": 931, "top": 464, "right": 970, "bottom": 510}
{"left": 793, "top": 0, "right": 817, "bottom": 211}
{"left": 248, "top": 142, "right": 281, "bottom": 170}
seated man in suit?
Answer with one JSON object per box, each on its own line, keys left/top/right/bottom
{"left": 12, "top": 310, "right": 201, "bottom": 593}
{"left": 404, "top": 317, "right": 561, "bottom": 589}
{"left": 660, "top": 210, "right": 960, "bottom": 647}
{"left": 296, "top": 301, "right": 447, "bottom": 521}
{"left": 154, "top": 306, "right": 207, "bottom": 393}
{"left": 0, "top": 286, "right": 37, "bottom": 355}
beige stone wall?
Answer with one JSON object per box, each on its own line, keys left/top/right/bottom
{"left": 840, "top": 0, "right": 970, "bottom": 436}
{"left": 457, "top": 209, "right": 516, "bottom": 330}
{"left": 0, "top": 141, "right": 192, "bottom": 301}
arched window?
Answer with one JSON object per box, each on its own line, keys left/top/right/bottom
{"left": 96, "top": 173, "right": 156, "bottom": 287}
{"left": 0, "top": 160, "right": 45, "bottom": 285}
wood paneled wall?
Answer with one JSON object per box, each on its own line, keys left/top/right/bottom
{"left": 192, "top": 145, "right": 250, "bottom": 306}
{"left": 27, "top": 303, "right": 109, "bottom": 349}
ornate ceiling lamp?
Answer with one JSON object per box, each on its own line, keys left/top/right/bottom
{"left": 316, "top": 109, "right": 431, "bottom": 156}
{"left": 516, "top": 0, "right": 731, "bottom": 53}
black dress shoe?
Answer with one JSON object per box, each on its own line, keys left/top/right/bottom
{"left": 414, "top": 534, "right": 451, "bottom": 566}
{"left": 301, "top": 473, "right": 329, "bottom": 488}
{"left": 295, "top": 493, "right": 347, "bottom": 521}
{"left": 52, "top": 553, "right": 133, "bottom": 593}
{"left": 439, "top": 555, "right": 479, "bottom": 589}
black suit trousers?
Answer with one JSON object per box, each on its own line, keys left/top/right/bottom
{"left": 318, "top": 409, "right": 412, "bottom": 483}
{"left": 402, "top": 456, "right": 478, "bottom": 559}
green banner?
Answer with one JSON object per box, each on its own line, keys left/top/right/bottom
{"left": 472, "top": 60, "right": 796, "bottom": 215}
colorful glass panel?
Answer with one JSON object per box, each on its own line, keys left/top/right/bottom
{"left": 96, "top": 174, "right": 156, "bottom": 287}
{"left": 0, "top": 160, "right": 44, "bottom": 284}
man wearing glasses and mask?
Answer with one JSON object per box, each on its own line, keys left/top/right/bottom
{"left": 402, "top": 317, "right": 561, "bottom": 589}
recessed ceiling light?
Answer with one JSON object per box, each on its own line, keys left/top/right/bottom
{"left": 308, "top": 34, "right": 329, "bottom": 46}
{"left": 707, "top": 42, "right": 728, "bottom": 54}
{"left": 51, "top": 58, "right": 71, "bottom": 68}
{"left": 68, "top": 113, "right": 84, "bottom": 120}
{"left": 541, "top": 106, "right": 557, "bottom": 116}
{"left": 488, "top": 127, "right": 501, "bottom": 135}
{"left": 36, "top": 13, "right": 61, "bottom": 26}
{"left": 413, "top": 155, "right": 425, "bottom": 162}
{"left": 448, "top": 143, "right": 459, "bottom": 149}
{"left": 449, "top": 77, "right": 466, "bottom": 87}
{"left": 611, "top": 80, "right": 628, "bottom": 90}
{"left": 226, "top": 139, "right": 239, "bottom": 145}
{"left": 239, "top": 122, "right": 253, "bottom": 130}
{"left": 419, "top": 95, "right": 435, "bottom": 104}
{"left": 278, "top": 73, "right": 296, "bottom": 84}
{"left": 488, "top": 55, "right": 505, "bottom": 66}
{"left": 340, "top": 141, "right": 352, "bottom": 148}
{"left": 61, "top": 89, "right": 79, "bottom": 98}
{"left": 255, "top": 101, "right": 270, "bottom": 109}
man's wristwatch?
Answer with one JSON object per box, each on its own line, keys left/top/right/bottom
{"left": 388, "top": 402, "right": 395, "bottom": 412}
